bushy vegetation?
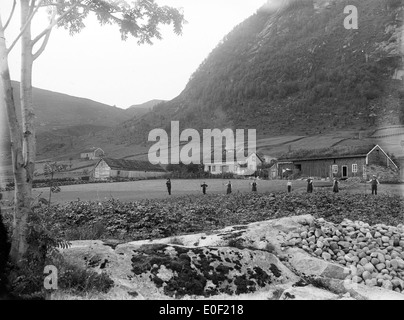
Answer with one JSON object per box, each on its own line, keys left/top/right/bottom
{"left": 0, "top": 200, "right": 11, "bottom": 297}
{"left": 386, "top": 0, "right": 404, "bottom": 9}
{"left": 1, "top": 201, "right": 114, "bottom": 299}
{"left": 9, "top": 191, "right": 401, "bottom": 243}
{"left": 166, "top": 162, "right": 238, "bottom": 179}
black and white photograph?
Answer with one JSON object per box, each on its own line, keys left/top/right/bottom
{"left": 0, "top": 0, "right": 404, "bottom": 309}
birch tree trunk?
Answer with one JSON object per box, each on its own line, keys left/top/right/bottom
{"left": 10, "top": 0, "right": 36, "bottom": 266}
{"left": 0, "top": 0, "right": 35, "bottom": 266}
{"left": 0, "top": 0, "right": 185, "bottom": 267}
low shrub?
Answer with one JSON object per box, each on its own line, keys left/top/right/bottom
{"left": 64, "top": 222, "right": 106, "bottom": 241}
{"left": 0, "top": 195, "right": 11, "bottom": 297}
{"left": 57, "top": 263, "right": 114, "bottom": 295}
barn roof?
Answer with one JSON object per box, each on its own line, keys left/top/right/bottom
{"left": 278, "top": 144, "right": 377, "bottom": 161}
{"left": 100, "top": 158, "right": 166, "bottom": 172}
{"left": 255, "top": 153, "right": 265, "bottom": 163}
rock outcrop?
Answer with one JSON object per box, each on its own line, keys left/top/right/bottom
{"left": 57, "top": 215, "right": 404, "bottom": 300}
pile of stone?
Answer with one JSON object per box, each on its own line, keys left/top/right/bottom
{"left": 282, "top": 217, "right": 404, "bottom": 293}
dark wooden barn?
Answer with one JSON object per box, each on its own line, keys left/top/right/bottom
{"left": 277, "top": 144, "right": 398, "bottom": 179}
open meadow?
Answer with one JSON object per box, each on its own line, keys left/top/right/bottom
{"left": 2, "top": 178, "right": 327, "bottom": 204}
{"left": 2, "top": 178, "right": 403, "bottom": 205}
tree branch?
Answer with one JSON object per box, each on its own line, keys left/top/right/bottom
{"left": 29, "top": 0, "right": 37, "bottom": 15}
{"left": 75, "top": 2, "right": 124, "bottom": 24}
{"left": 31, "top": 2, "right": 79, "bottom": 45}
{"left": 32, "top": 29, "right": 52, "bottom": 60}
{"left": 3, "top": 0, "right": 16, "bottom": 31}
{"left": 6, "top": 0, "right": 45, "bottom": 54}
{"left": 32, "top": 6, "right": 57, "bottom": 60}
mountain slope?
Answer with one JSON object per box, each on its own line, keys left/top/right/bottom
{"left": 96, "top": 0, "right": 403, "bottom": 146}
{"left": 124, "top": 99, "right": 165, "bottom": 118}
{"left": 3, "top": 82, "right": 135, "bottom": 160}
{"left": 11, "top": 81, "right": 131, "bottom": 132}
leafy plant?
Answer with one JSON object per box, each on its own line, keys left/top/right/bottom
{"left": 25, "top": 190, "right": 402, "bottom": 245}
{"left": 57, "top": 263, "right": 114, "bottom": 295}
{"left": 8, "top": 201, "right": 72, "bottom": 298}
{"left": 43, "top": 162, "right": 66, "bottom": 207}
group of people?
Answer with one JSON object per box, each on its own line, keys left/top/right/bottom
{"left": 165, "top": 178, "right": 258, "bottom": 195}
{"left": 305, "top": 175, "right": 380, "bottom": 194}
{"left": 165, "top": 175, "right": 381, "bottom": 196}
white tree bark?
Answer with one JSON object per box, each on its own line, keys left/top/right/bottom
{"left": 0, "top": 1, "right": 35, "bottom": 266}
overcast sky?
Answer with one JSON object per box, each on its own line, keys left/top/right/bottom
{"left": 2, "top": 0, "right": 268, "bottom": 109}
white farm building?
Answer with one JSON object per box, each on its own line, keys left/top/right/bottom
{"left": 94, "top": 158, "right": 166, "bottom": 180}
{"left": 204, "top": 151, "right": 264, "bottom": 176}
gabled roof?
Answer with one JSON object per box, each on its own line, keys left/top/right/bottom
{"left": 98, "top": 158, "right": 166, "bottom": 172}
{"left": 367, "top": 145, "right": 398, "bottom": 169}
{"left": 254, "top": 153, "right": 265, "bottom": 163}
{"left": 278, "top": 144, "right": 377, "bottom": 161}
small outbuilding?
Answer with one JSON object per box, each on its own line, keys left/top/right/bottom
{"left": 93, "top": 157, "right": 166, "bottom": 180}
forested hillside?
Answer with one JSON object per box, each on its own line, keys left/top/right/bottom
{"left": 97, "top": 0, "right": 403, "bottom": 145}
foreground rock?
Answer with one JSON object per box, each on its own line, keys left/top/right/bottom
{"left": 282, "top": 217, "right": 404, "bottom": 294}
{"left": 58, "top": 215, "right": 404, "bottom": 300}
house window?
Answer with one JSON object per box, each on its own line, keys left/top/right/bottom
{"left": 117, "top": 170, "right": 120, "bottom": 175}
{"left": 212, "top": 166, "right": 215, "bottom": 172}
{"left": 332, "top": 165, "right": 338, "bottom": 174}
{"left": 352, "top": 164, "right": 358, "bottom": 173}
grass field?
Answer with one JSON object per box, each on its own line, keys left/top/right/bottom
{"left": 2, "top": 178, "right": 403, "bottom": 205}
{"left": 2, "top": 179, "right": 316, "bottom": 204}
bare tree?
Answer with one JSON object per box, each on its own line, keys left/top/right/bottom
{"left": 0, "top": 0, "right": 185, "bottom": 266}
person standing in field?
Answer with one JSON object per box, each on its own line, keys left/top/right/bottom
{"left": 307, "top": 177, "right": 313, "bottom": 193}
{"left": 332, "top": 178, "right": 339, "bottom": 193}
{"left": 250, "top": 179, "right": 257, "bottom": 192}
{"left": 368, "top": 175, "right": 380, "bottom": 195}
{"left": 201, "top": 182, "right": 208, "bottom": 194}
{"left": 287, "top": 179, "right": 292, "bottom": 193}
{"left": 225, "top": 181, "right": 232, "bottom": 194}
{"left": 166, "top": 178, "right": 172, "bottom": 195}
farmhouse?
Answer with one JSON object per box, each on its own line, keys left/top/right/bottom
{"left": 277, "top": 144, "right": 398, "bottom": 180}
{"left": 94, "top": 158, "right": 166, "bottom": 180}
{"left": 204, "top": 150, "right": 264, "bottom": 176}
{"left": 80, "top": 147, "right": 104, "bottom": 160}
